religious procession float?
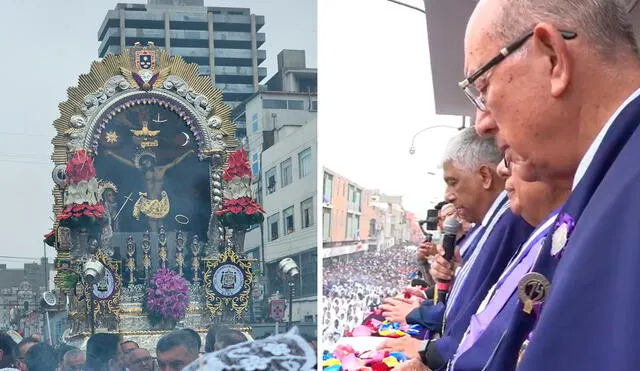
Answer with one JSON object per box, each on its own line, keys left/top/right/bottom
{"left": 43, "top": 42, "right": 265, "bottom": 349}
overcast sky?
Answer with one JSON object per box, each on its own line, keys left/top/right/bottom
{"left": 0, "top": 0, "right": 316, "bottom": 267}
{"left": 0, "top": 0, "right": 461, "bottom": 267}
{"left": 320, "top": 0, "right": 463, "bottom": 218}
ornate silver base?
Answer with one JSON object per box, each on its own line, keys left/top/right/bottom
{"left": 64, "top": 279, "right": 253, "bottom": 354}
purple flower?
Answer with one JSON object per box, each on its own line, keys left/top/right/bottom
{"left": 146, "top": 268, "right": 189, "bottom": 321}
{"left": 555, "top": 213, "right": 575, "bottom": 234}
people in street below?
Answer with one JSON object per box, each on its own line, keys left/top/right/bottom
{"left": 85, "top": 333, "right": 124, "bottom": 371}
{"left": 124, "top": 348, "right": 154, "bottom": 371}
{"left": 155, "top": 331, "right": 199, "bottom": 371}
{"left": 61, "top": 350, "right": 84, "bottom": 371}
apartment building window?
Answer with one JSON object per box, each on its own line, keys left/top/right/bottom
{"left": 298, "top": 148, "right": 312, "bottom": 178}
{"left": 287, "top": 100, "right": 304, "bottom": 110}
{"left": 251, "top": 152, "right": 260, "bottom": 176}
{"left": 263, "top": 99, "right": 287, "bottom": 109}
{"left": 354, "top": 214, "right": 360, "bottom": 239}
{"left": 301, "top": 197, "right": 314, "bottom": 228}
{"left": 298, "top": 78, "right": 317, "bottom": 93}
{"left": 251, "top": 113, "right": 259, "bottom": 132}
{"left": 369, "top": 219, "right": 377, "bottom": 237}
{"left": 300, "top": 251, "right": 317, "bottom": 296}
{"left": 347, "top": 185, "right": 362, "bottom": 212}
{"left": 354, "top": 188, "right": 362, "bottom": 212}
{"left": 347, "top": 185, "right": 355, "bottom": 210}
{"left": 268, "top": 213, "right": 279, "bottom": 241}
{"left": 346, "top": 213, "right": 360, "bottom": 240}
{"left": 281, "top": 158, "right": 292, "bottom": 187}
{"left": 323, "top": 173, "right": 333, "bottom": 203}
{"left": 265, "top": 167, "right": 276, "bottom": 195}
{"left": 311, "top": 101, "right": 318, "bottom": 112}
{"left": 323, "top": 208, "right": 331, "bottom": 240}
{"left": 283, "top": 206, "right": 294, "bottom": 235}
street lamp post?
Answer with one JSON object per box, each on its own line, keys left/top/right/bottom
{"left": 287, "top": 281, "right": 294, "bottom": 331}
{"left": 82, "top": 259, "right": 106, "bottom": 335}
{"left": 385, "top": 0, "right": 425, "bottom": 14}
{"left": 408, "top": 123, "right": 465, "bottom": 155}
{"left": 278, "top": 258, "right": 300, "bottom": 332}
{"left": 385, "top": 0, "right": 471, "bottom": 154}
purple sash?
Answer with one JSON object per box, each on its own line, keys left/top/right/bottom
{"left": 453, "top": 214, "right": 556, "bottom": 360}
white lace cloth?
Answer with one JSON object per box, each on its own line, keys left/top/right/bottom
{"left": 183, "top": 328, "right": 316, "bottom": 371}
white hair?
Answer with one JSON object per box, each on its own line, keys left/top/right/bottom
{"left": 441, "top": 127, "right": 502, "bottom": 172}
{"left": 489, "top": 0, "right": 638, "bottom": 59}
{"left": 63, "top": 349, "right": 84, "bottom": 363}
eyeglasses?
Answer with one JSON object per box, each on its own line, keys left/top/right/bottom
{"left": 130, "top": 357, "right": 153, "bottom": 365}
{"left": 459, "top": 30, "right": 577, "bottom": 111}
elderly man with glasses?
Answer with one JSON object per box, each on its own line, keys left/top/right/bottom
{"left": 125, "top": 349, "right": 155, "bottom": 371}
{"left": 459, "top": 0, "right": 640, "bottom": 370}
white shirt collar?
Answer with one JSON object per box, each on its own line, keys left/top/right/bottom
{"left": 480, "top": 191, "right": 508, "bottom": 227}
{"left": 572, "top": 87, "right": 640, "bottom": 190}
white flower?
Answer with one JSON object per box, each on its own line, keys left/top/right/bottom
{"left": 223, "top": 177, "right": 252, "bottom": 199}
{"left": 64, "top": 183, "right": 86, "bottom": 205}
{"left": 238, "top": 356, "right": 270, "bottom": 370}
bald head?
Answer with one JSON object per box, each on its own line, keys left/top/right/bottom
{"left": 126, "top": 348, "right": 153, "bottom": 371}
{"left": 467, "top": 0, "right": 637, "bottom": 67}
{"left": 127, "top": 348, "right": 150, "bottom": 361}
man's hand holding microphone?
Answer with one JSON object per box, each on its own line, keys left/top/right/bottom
{"left": 430, "top": 217, "right": 462, "bottom": 303}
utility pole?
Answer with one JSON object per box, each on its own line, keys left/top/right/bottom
{"left": 43, "top": 242, "right": 49, "bottom": 292}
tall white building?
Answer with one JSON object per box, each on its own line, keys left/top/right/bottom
{"left": 233, "top": 49, "right": 317, "bottom": 323}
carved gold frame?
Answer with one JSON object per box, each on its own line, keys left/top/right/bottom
{"left": 49, "top": 43, "right": 238, "bottom": 233}
{"left": 203, "top": 247, "right": 253, "bottom": 318}
{"left": 84, "top": 250, "right": 122, "bottom": 320}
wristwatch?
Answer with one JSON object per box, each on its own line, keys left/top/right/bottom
{"left": 418, "top": 339, "right": 431, "bottom": 365}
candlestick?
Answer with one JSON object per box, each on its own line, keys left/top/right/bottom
{"left": 191, "top": 234, "right": 201, "bottom": 282}
{"left": 176, "top": 230, "right": 185, "bottom": 276}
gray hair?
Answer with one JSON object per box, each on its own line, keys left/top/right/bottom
{"left": 441, "top": 127, "right": 502, "bottom": 172}
{"left": 488, "top": 0, "right": 638, "bottom": 59}
{"left": 63, "top": 349, "right": 84, "bottom": 363}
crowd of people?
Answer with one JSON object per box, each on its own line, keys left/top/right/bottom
{"left": 321, "top": 245, "right": 420, "bottom": 349}
{"left": 0, "top": 325, "right": 316, "bottom": 371}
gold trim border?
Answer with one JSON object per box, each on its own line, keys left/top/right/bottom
{"left": 70, "top": 326, "right": 252, "bottom": 337}
{"left": 202, "top": 247, "right": 253, "bottom": 319}
{"left": 84, "top": 251, "right": 122, "bottom": 320}
{"left": 50, "top": 44, "right": 238, "bottom": 236}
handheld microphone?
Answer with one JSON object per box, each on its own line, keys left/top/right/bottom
{"left": 435, "top": 217, "right": 461, "bottom": 303}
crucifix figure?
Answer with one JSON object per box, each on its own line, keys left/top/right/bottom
{"left": 105, "top": 149, "right": 194, "bottom": 232}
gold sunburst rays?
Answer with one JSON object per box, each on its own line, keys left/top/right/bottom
{"left": 50, "top": 45, "right": 239, "bottom": 238}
